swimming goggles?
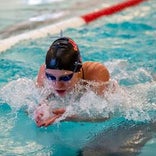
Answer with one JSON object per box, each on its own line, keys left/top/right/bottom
{"left": 45, "top": 72, "right": 74, "bottom": 82}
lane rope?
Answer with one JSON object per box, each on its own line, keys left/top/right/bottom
{"left": 82, "top": 0, "right": 147, "bottom": 23}
{"left": 0, "top": 0, "right": 147, "bottom": 53}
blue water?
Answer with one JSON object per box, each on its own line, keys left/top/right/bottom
{"left": 0, "top": 0, "right": 156, "bottom": 156}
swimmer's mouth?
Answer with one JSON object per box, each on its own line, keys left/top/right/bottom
{"left": 55, "top": 90, "right": 66, "bottom": 95}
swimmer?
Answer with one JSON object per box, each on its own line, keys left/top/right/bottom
{"left": 34, "top": 37, "right": 116, "bottom": 127}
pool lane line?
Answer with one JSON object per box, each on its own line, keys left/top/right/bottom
{"left": 0, "top": 0, "right": 147, "bottom": 53}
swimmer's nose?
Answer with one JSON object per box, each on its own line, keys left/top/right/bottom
{"left": 54, "top": 80, "right": 64, "bottom": 87}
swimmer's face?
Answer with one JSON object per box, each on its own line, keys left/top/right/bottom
{"left": 45, "top": 69, "right": 79, "bottom": 97}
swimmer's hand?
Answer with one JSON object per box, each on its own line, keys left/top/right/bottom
{"left": 34, "top": 107, "right": 65, "bottom": 127}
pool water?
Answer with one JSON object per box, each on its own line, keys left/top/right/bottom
{"left": 0, "top": 0, "right": 156, "bottom": 156}
{"left": 0, "top": 0, "right": 107, "bottom": 38}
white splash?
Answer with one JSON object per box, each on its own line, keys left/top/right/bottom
{"left": 0, "top": 67, "right": 156, "bottom": 123}
{"left": 0, "top": 78, "right": 39, "bottom": 110}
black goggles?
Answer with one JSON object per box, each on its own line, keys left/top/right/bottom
{"left": 45, "top": 72, "right": 74, "bottom": 82}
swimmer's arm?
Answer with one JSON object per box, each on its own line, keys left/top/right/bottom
{"left": 47, "top": 107, "right": 110, "bottom": 123}
{"left": 34, "top": 108, "right": 66, "bottom": 127}
{"left": 34, "top": 107, "right": 110, "bottom": 127}
{"left": 36, "top": 64, "right": 45, "bottom": 87}
{"left": 36, "top": 112, "right": 110, "bottom": 127}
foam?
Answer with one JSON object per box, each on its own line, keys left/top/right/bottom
{"left": 0, "top": 76, "right": 155, "bottom": 123}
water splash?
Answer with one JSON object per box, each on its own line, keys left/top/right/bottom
{"left": 0, "top": 78, "right": 38, "bottom": 110}
{"left": 105, "top": 59, "right": 154, "bottom": 85}
{"left": 0, "top": 66, "right": 155, "bottom": 123}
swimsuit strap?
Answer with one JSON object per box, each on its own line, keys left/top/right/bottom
{"left": 81, "top": 67, "right": 85, "bottom": 79}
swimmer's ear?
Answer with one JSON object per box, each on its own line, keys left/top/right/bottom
{"left": 74, "top": 61, "right": 82, "bottom": 72}
{"left": 74, "top": 53, "right": 82, "bottom": 72}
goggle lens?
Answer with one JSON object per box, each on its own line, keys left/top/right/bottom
{"left": 45, "top": 73, "right": 73, "bottom": 82}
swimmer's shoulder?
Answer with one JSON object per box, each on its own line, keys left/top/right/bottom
{"left": 81, "top": 61, "right": 110, "bottom": 82}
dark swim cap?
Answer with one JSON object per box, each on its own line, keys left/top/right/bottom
{"left": 46, "top": 37, "right": 82, "bottom": 72}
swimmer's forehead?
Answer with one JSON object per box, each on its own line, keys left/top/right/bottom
{"left": 46, "top": 69, "right": 73, "bottom": 75}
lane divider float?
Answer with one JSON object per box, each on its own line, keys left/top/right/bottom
{"left": 0, "top": 0, "right": 147, "bottom": 53}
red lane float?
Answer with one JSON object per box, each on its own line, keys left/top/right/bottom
{"left": 82, "top": 0, "right": 147, "bottom": 23}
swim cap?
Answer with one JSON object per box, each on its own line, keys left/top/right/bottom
{"left": 46, "top": 37, "right": 82, "bottom": 72}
